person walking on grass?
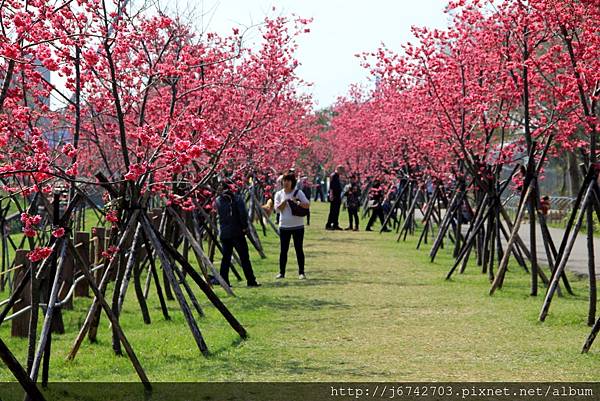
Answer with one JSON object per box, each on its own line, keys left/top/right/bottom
{"left": 344, "top": 174, "right": 361, "bottom": 231}
{"left": 215, "top": 181, "right": 261, "bottom": 287}
{"left": 382, "top": 185, "right": 398, "bottom": 229}
{"left": 274, "top": 171, "right": 310, "bottom": 279}
{"left": 365, "top": 179, "right": 390, "bottom": 232}
{"left": 325, "top": 165, "right": 345, "bottom": 230}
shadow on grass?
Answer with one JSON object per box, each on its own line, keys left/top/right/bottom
{"left": 208, "top": 336, "right": 246, "bottom": 358}
{"left": 311, "top": 236, "right": 375, "bottom": 243}
{"left": 282, "top": 359, "right": 391, "bottom": 378}
{"left": 233, "top": 293, "right": 350, "bottom": 312}
{"left": 255, "top": 277, "right": 344, "bottom": 288}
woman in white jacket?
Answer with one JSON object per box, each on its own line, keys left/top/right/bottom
{"left": 274, "top": 171, "right": 310, "bottom": 279}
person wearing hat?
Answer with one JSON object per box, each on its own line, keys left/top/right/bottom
{"left": 215, "top": 180, "right": 261, "bottom": 287}
{"left": 325, "top": 165, "right": 345, "bottom": 230}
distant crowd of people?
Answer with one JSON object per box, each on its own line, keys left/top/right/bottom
{"left": 322, "top": 165, "right": 399, "bottom": 232}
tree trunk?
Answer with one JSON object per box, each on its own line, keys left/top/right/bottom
{"left": 568, "top": 151, "right": 582, "bottom": 197}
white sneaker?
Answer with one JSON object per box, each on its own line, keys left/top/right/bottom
{"left": 299, "top": 274, "right": 306, "bottom": 280}
{"left": 275, "top": 273, "right": 285, "bottom": 279}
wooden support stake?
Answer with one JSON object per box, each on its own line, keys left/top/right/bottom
{"left": 140, "top": 231, "right": 171, "bottom": 321}
{"left": 67, "top": 212, "right": 139, "bottom": 360}
{"left": 0, "top": 337, "right": 46, "bottom": 401}
{"left": 69, "top": 241, "right": 151, "bottom": 390}
{"left": 29, "top": 239, "right": 68, "bottom": 382}
{"left": 539, "top": 179, "right": 594, "bottom": 321}
{"left": 167, "top": 207, "right": 234, "bottom": 296}
{"left": 490, "top": 185, "right": 533, "bottom": 295}
{"left": 158, "top": 227, "right": 248, "bottom": 340}
{"left": 73, "top": 232, "right": 90, "bottom": 297}
{"left": 140, "top": 215, "right": 210, "bottom": 356}
{"left": 11, "top": 250, "right": 31, "bottom": 337}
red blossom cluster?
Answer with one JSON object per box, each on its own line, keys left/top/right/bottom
{"left": 101, "top": 245, "right": 119, "bottom": 260}
{"left": 324, "top": 0, "right": 599, "bottom": 187}
{"left": 27, "top": 246, "right": 52, "bottom": 263}
{"left": 0, "top": 1, "right": 315, "bottom": 264}
{"left": 51, "top": 227, "right": 65, "bottom": 238}
{"left": 20, "top": 213, "right": 42, "bottom": 238}
{"left": 105, "top": 210, "right": 119, "bottom": 224}
{"left": 0, "top": 1, "right": 313, "bottom": 203}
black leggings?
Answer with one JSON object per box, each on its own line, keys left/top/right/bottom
{"left": 279, "top": 227, "right": 305, "bottom": 276}
{"left": 348, "top": 207, "right": 359, "bottom": 229}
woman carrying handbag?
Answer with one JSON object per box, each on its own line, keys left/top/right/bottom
{"left": 274, "top": 171, "right": 310, "bottom": 279}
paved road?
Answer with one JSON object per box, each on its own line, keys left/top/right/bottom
{"left": 517, "top": 223, "right": 600, "bottom": 278}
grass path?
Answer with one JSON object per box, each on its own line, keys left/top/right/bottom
{"left": 1, "top": 202, "right": 600, "bottom": 381}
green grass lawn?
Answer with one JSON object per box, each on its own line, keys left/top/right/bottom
{"left": 1, "top": 202, "right": 600, "bottom": 382}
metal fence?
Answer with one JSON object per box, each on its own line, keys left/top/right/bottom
{"left": 503, "top": 195, "right": 575, "bottom": 223}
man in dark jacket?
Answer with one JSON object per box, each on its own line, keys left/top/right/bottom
{"left": 215, "top": 182, "right": 260, "bottom": 287}
{"left": 326, "top": 165, "right": 345, "bottom": 230}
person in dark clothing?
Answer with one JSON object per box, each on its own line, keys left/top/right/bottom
{"left": 459, "top": 198, "right": 474, "bottom": 224}
{"left": 313, "top": 176, "right": 325, "bottom": 201}
{"left": 365, "top": 180, "right": 390, "bottom": 232}
{"left": 300, "top": 177, "right": 312, "bottom": 225}
{"left": 382, "top": 186, "right": 399, "bottom": 228}
{"left": 312, "top": 175, "right": 325, "bottom": 202}
{"left": 344, "top": 175, "right": 361, "bottom": 231}
{"left": 325, "top": 165, "right": 345, "bottom": 230}
{"left": 215, "top": 182, "right": 260, "bottom": 287}
{"left": 301, "top": 177, "right": 312, "bottom": 199}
